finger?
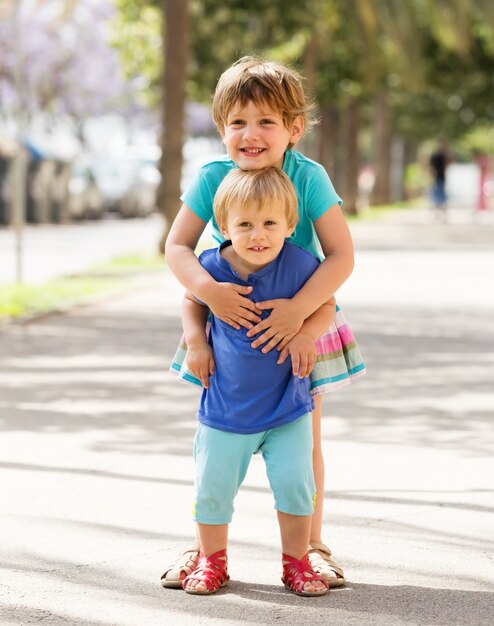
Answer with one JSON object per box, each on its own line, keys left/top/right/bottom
{"left": 209, "top": 357, "right": 215, "bottom": 377}
{"left": 221, "top": 317, "right": 240, "bottom": 330}
{"left": 277, "top": 347, "right": 289, "bottom": 365}
{"left": 261, "top": 333, "right": 284, "bottom": 354}
{"left": 230, "top": 284, "right": 254, "bottom": 295}
{"left": 189, "top": 366, "right": 201, "bottom": 382}
{"left": 306, "top": 353, "right": 316, "bottom": 376}
{"left": 238, "top": 306, "right": 262, "bottom": 321}
{"left": 247, "top": 321, "right": 272, "bottom": 341}
{"left": 254, "top": 299, "right": 275, "bottom": 310}
{"left": 291, "top": 352, "right": 300, "bottom": 376}
{"left": 239, "top": 299, "right": 263, "bottom": 315}
{"left": 276, "top": 335, "right": 294, "bottom": 352}
{"left": 298, "top": 354, "right": 308, "bottom": 378}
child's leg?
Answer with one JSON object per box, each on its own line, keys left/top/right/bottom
{"left": 183, "top": 424, "right": 261, "bottom": 594}
{"left": 310, "top": 394, "right": 325, "bottom": 544}
{"left": 198, "top": 523, "right": 228, "bottom": 556}
{"left": 278, "top": 511, "right": 326, "bottom": 594}
{"left": 183, "top": 523, "right": 228, "bottom": 593}
{"left": 308, "top": 395, "right": 346, "bottom": 586}
{"left": 261, "top": 415, "right": 326, "bottom": 594}
{"left": 278, "top": 512, "right": 311, "bottom": 560}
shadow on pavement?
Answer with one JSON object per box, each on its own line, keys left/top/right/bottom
{"left": 1, "top": 303, "right": 492, "bottom": 457}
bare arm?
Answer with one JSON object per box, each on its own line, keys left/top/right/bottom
{"left": 249, "top": 203, "right": 354, "bottom": 351}
{"left": 182, "top": 292, "right": 214, "bottom": 388}
{"left": 292, "top": 205, "right": 354, "bottom": 316}
{"left": 165, "top": 204, "right": 262, "bottom": 329}
{"left": 296, "top": 296, "right": 336, "bottom": 344}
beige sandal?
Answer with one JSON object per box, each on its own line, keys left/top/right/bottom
{"left": 308, "top": 542, "right": 346, "bottom": 588}
{"left": 161, "top": 546, "right": 201, "bottom": 588}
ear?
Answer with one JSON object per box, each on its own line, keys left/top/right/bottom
{"left": 219, "top": 223, "right": 229, "bottom": 238}
{"left": 286, "top": 224, "right": 296, "bottom": 238}
{"left": 289, "top": 116, "right": 304, "bottom": 145}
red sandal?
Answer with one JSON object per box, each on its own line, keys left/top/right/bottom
{"left": 282, "top": 552, "right": 329, "bottom": 597}
{"left": 182, "top": 549, "right": 229, "bottom": 595}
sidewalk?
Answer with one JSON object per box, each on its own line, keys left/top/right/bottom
{"left": 0, "top": 214, "right": 164, "bottom": 285}
{"left": 1, "top": 206, "right": 493, "bottom": 625}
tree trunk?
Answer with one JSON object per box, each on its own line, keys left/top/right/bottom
{"left": 344, "top": 100, "right": 361, "bottom": 215}
{"left": 317, "top": 105, "right": 341, "bottom": 191}
{"left": 402, "top": 139, "right": 419, "bottom": 199}
{"left": 158, "top": 0, "right": 189, "bottom": 254}
{"left": 299, "top": 36, "right": 318, "bottom": 160}
{"left": 370, "top": 90, "right": 391, "bottom": 206}
{"left": 389, "top": 134, "right": 405, "bottom": 203}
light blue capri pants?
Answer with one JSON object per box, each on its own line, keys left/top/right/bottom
{"left": 193, "top": 413, "right": 315, "bottom": 524}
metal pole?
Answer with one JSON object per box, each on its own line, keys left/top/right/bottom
{"left": 12, "top": 0, "right": 27, "bottom": 284}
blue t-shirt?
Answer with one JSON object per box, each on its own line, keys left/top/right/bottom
{"left": 197, "top": 241, "right": 319, "bottom": 434}
{"left": 181, "top": 149, "right": 342, "bottom": 260}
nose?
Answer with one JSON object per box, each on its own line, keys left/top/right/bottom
{"left": 250, "top": 225, "right": 266, "bottom": 240}
{"left": 243, "top": 122, "right": 260, "bottom": 141}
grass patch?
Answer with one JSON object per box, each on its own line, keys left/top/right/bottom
{"left": 0, "top": 253, "right": 166, "bottom": 322}
{"left": 0, "top": 276, "right": 121, "bottom": 320}
{"left": 348, "top": 198, "right": 421, "bottom": 221}
{"left": 90, "top": 253, "right": 166, "bottom": 273}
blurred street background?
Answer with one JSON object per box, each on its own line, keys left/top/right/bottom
{"left": 1, "top": 1, "right": 493, "bottom": 625}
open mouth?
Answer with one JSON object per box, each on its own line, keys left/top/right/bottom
{"left": 249, "top": 246, "right": 268, "bottom": 252}
{"left": 241, "top": 148, "right": 266, "bottom": 155}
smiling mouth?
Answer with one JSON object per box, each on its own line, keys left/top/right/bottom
{"left": 249, "top": 246, "right": 268, "bottom": 252}
{"left": 241, "top": 148, "right": 266, "bottom": 155}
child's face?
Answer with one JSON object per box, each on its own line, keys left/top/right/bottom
{"left": 222, "top": 100, "right": 303, "bottom": 170}
{"left": 220, "top": 200, "right": 295, "bottom": 275}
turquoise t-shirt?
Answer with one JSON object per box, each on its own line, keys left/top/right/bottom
{"left": 181, "top": 149, "right": 342, "bottom": 260}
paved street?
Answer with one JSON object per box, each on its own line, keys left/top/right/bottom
{"left": 1, "top": 206, "right": 493, "bottom": 625}
{"left": 0, "top": 214, "right": 164, "bottom": 285}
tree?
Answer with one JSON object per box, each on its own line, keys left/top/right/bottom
{"left": 158, "top": 0, "right": 189, "bottom": 250}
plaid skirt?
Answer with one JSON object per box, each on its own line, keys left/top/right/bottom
{"left": 169, "top": 304, "right": 366, "bottom": 396}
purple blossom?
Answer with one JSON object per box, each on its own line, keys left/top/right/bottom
{"left": 0, "top": 0, "right": 136, "bottom": 119}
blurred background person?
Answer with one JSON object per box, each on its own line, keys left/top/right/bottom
{"left": 429, "top": 141, "right": 451, "bottom": 221}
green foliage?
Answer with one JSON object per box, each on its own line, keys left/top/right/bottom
{"left": 110, "top": 0, "right": 494, "bottom": 150}
{"left": 0, "top": 254, "right": 165, "bottom": 321}
{"left": 187, "top": 0, "right": 317, "bottom": 103}
{"left": 0, "top": 277, "right": 118, "bottom": 320}
{"left": 110, "top": 0, "right": 163, "bottom": 107}
{"left": 392, "top": 14, "right": 494, "bottom": 142}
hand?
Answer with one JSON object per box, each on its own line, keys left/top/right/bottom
{"left": 205, "top": 282, "right": 262, "bottom": 330}
{"left": 247, "top": 298, "right": 305, "bottom": 353}
{"left": 186, "top": 343, "right": 215, "bottom": 388}
{"left": 277, "top": 332, "right": 317, "bottom": 378}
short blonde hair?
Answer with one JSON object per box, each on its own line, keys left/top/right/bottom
{"left": 214, "top": 167, "right": 298, "bottom": 231}
{"left": 212, "top": 56, "right": 314, "bottom": 146}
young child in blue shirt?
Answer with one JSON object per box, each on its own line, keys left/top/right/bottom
{"left": 163, "top": 57, "right": 365, "bottom": 589}
{"left": 180, "top": 167, "right": 333, "bottom": 596}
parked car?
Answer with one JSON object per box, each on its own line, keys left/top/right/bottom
{"left": 90, "top": 147, "right": 161, "bottom": 218}
{"left": 67, "top": 159, "right": 105, "bottom": 220}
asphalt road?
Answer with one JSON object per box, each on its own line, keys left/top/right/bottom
{"left": 1, "top": 206, "right": 493, "bottom": 625}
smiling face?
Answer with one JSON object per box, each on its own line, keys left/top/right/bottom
{"left": 220, "top": 200, "right": 295, "bottom": 277}
{"left": 222, "top": 100, "right": 304, "bottom": 170}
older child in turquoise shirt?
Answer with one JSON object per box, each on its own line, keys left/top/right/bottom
{"left": 163, "top": 56, "right": 365, "bottom": 589}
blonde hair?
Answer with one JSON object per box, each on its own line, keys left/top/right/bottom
{"left": 212, "top": 56, "right": 314, "bottom": 147}
{"left": 214, "top": 167, "right": 298, "bottom": 231}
